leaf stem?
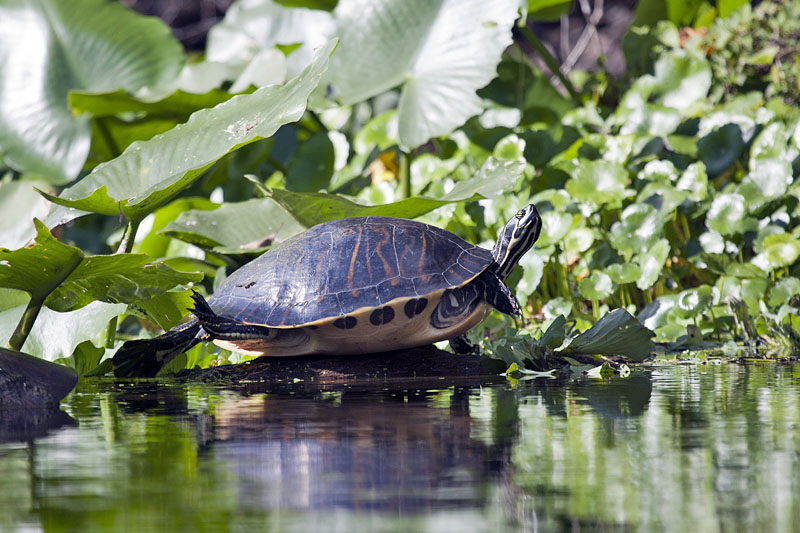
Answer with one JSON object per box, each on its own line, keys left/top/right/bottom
{"left": 515, "top": 25, "right": 579, "bottom": 103}
{"left": 117, "top": 217, "right": 141, "bottom": 255}
{"left": 7, "top": 297, "right": 45, "bottom": 352}
{"left": 96, "top": 117, "right": 121, "bottom": 158}
{"left": 398, "top": 149, "right": 411, "bottom": 199}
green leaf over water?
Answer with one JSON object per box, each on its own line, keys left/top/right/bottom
{"left": 562, "top": 308, "right": 654, "bottom": 361}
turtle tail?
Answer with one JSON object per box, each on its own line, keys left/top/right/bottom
{"left": 112, "top": 318, "right": 202, "bottom": 378}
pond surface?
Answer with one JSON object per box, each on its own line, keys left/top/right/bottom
{"left": 1, "top": 363, "right": 799, "bottom": 532}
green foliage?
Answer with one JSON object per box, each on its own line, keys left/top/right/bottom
{"left": 0, "top": 0, "right": 184, "bottom": 183}
{"left": 0, "top": 0, "right": 798, "bottom": 372}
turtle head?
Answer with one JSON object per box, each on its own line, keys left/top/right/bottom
{"left": 491, "top": 204, "right": 541, "bottom": 280}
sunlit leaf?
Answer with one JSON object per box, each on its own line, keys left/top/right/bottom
{"left": 609, "top": 203, "right": 663, "bottom": 259}
{"left": 0, "top": 220, "right": 84, "bottom": 304}
{"left": 562, "top": 308, "right": 654, "bottom": 361}
{"left": 45, "top": 255, "right": 202, "bottom": 313}
{"left": 605, "top": 263, "right": 642, "bottom": 284}
{"left": 0, "top": 0, "right": 184, "bottom": 183}
{"left": 706, "top": 193, "right": 751, "bottom": 235}
{"left": 535, "top": 211, "right": 574, "bottom": 248}
{"left": 0, "top": 300, "right": 125, "bottom": 362}
{"left": 635, "top": 239, "right": 669, "bottom": 290}
{"left": 652, "top": 49, "right": 711, "bottom": 112}
{"left": 565, "top": 159, "right": 631, "bottom": 208}
{"left": 43, "top": 40, "right": 337, "bottom": 228}
{"left": 69, "top": 88, "right": 235, "bottom": 118}
{"left": 762, "top": 233, "right": 800, "bottom": 269}
{"left": 0, "top": 177, "right": 52, "bottom": 249}
{"left": 768, "top": 277, "right": 800, "bottom": 308}
{"left": 674, "top": 285, "right": 714, "bottom": 319}
{"left": 578, "top": 271, "right": 614, "bottom": 301}
{"left": 270, "top": 158, "right": 523, "bottom": 227}
{"left": 328, "top": 0, "right": 518, "bottom": 149}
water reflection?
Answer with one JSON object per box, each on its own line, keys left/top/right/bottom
{"left": 0, "top": 364, "right": 799, "bottom": 532}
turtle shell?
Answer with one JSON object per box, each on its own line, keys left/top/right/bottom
{"left": 208, "top": 216, "right": 494, "bottom": 327}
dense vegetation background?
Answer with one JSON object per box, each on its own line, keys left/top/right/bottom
{"left": 0, "top": 0, "right": 798, "bottom": 375}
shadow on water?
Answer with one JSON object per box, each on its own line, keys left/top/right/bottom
{"left": 2, "top": 363, "right": 800, "bottom": 531}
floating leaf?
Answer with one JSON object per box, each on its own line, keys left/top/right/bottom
{"left": 0, "top": 0, "right": 184, "bottom": 183}
{"left": 328, "top": 0, "right": 518, "bottom": 149}
{"left": 561, "top": 308, "right": 654, "bottom": 361}
{"left": 43, "top": 39, "right": 337, "bottom": 228}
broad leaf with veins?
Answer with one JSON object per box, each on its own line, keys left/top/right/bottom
{"left": 328, "top": 0, "right": 518, "bottom": 150}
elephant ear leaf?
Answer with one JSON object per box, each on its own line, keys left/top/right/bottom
{"left": 43, "top": 39, "right": 338, "bottom": 229}
{"left": 0, "top": 0, "right": 184, "bottom": 184}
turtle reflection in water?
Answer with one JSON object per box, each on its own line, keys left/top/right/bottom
{"left": 113, "top": 205, "right": 541, "bottom": 377}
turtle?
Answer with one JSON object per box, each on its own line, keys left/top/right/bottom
{"left": 112, "top": 204, "right": 541, "bottom": 377}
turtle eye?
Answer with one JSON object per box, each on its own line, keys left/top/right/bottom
{"left": 515, "top": 209, "right": 526, "bottom": 218}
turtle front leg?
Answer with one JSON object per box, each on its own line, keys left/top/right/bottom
{"left": 479, "top": 271, "right": 521, "bottom": 317}
{"left": 449, "top": 334, "right": 480, "bottom": 355}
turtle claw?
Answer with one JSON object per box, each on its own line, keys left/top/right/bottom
{"left": 450, "top": 335, "right": 480, "bottom": 355}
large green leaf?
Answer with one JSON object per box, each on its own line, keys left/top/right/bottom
{"left": 162, "top": 198, "right": 304, "bottom": 254}
{"left": 328, "top": 0, "right": 518, "bottom": 150}
{"left": 43, "top": 39, "right": 337, "bottom": 228}
{"left": 69, "top": 89, "right": 236, "bottom": 118}
{"left": 0, "top": 220, "right": 201, "bottom": 313}
{"left": 565, "top": 159, "right": 631, "bottom": 208}
{"left": 269, "top": 158, "right": 524, "bottom": 227}
{"left": 46, "top": 255, "right": 202, "bottom": 313}
{"left": 562, "top": 308, "right": 654, "bottom": 361}
{"left": 0, "top": 301, "right": 125, "bottom": 362}
{"left": 0, "top": 176, "right": 52, "bottom": 249}
{"left": 0, "top": 0, "right": 184, "bottom": 183}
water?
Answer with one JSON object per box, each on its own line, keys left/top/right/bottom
{"left": 2, "top": 363, "right": 799, "bottom": 532}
